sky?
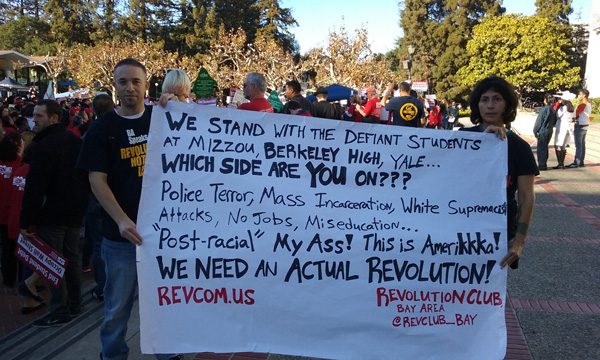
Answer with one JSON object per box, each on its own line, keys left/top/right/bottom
{"left": 282, "top": 0, "right": 595, "bottom": 55}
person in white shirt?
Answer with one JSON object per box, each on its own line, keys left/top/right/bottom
{"left": 567, "top": 89, "right": 591, "bottom": 168}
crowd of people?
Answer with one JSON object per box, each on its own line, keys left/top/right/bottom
{"left": 0, "top": 60, "right": 592, "bottom": 360}
{"left": 0, "top": 93, "right": 115, "bottom": 318}
{"left": 270, "top": 79, "right": 463, "bottom": 130}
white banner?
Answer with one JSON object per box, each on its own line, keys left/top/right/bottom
{"left": 137, "top": 102, "right": 508, "bottom": 360}
{"left": 412, "top": 81, "right": 428, "bottom": 92}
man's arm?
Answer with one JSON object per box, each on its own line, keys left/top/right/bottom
{"left": 358, "top": 98, "right": 376, "bottom": 117}
{"left": 500, "top": 174, "right": 535, "bottom": 269}
{"left": 355, "top": 105, "right": 366, "bottom": 117}
{"left": 532, "top": 107, "right": 546, "bottom": 136}
{"left": 89, "top": 171, "right": 143, "bottom": 245}
{"left": 419, "top": 103, "right": 427, "bottom": 127}
{"left": 380, "top": 83, "right": 394, "bottom": 107}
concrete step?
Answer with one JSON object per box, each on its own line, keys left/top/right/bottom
{"left": 0, "top": 285, "right": 104, "bottom": 360}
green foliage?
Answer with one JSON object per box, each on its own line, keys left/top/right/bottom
{"left": 0, "top": 15, "right": 55, "bottom": 55}
{"left": 590, "top": 99, "right": 600, "bottom": 115}
{"left": 140, "top": 0, "right": 298, "bottom": 57}
{"left": 43, "top": 0, "right": 94, "bottom": 46}
{"left": 399, "top": 0, "right": 503, "bottom": 101}
{"left": 255, "top": 0, "right": 298, "bottom": 54}
{"left": 0, "top": 0, "right": 47, "bottom": 22}
{"left": 535, "top": 0, "right": 572, "bottom": 24}
{"left": 383, "top": 49, "right": 400, "bottom": 73}
{"left": 457, "top": 15, "right": 580, "bottom": 94}
{"left": 125, "top": 0, "right": 175, "bottom": 42}
{"left": 89, "top": 0, "right": 122, "bottom": 42}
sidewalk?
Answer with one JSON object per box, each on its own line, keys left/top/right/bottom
{"left": 1, "top": 112, "right": 598, "bottom": 359}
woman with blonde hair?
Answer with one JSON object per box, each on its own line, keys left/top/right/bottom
{"left": 162, "top": 69, "right": 191, "bottom": 102}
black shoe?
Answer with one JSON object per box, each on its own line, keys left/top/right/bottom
{"left": 539, "top": 166, "right": 548, "bottom": 171}
{"left": 552, "top": 165, "right": 564, "bottom": 169}
{"left": 566, "top": 163, "right": 579, "bottom": 168}
{"left": 21, "top": 302, "right": 46, "bottom": 315}
{"left": 32, "top": 314, "right": 71, "bottom": 328}
{"left": 92, "top": 289, "right": 104, "bottom": 301}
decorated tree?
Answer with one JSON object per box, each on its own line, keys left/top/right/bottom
{"left": 457, "top": 15, "right": 581, "bottom": 95}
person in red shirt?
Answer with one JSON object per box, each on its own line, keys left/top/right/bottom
{"left": 355, "top": 87, "right": 382, "bottom": 123}
{"left": 237, "top": 72, "right": 274, "bottom": 113}
{"left": 66, "top": 115, "right": 84, "bottom": 137}
{"left": 427, "top": 101, "right": 443, "bottom": 129}
{"left": 0, "top": 132, "right": 24, "bottom": 287}
{"left": 347, "top": 95, "right": 363, "bottom": 122}
{"left": 7, "top": 132, "right": 45, "bottom": 313}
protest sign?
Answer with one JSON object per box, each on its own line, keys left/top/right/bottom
{"left": 137, "top": 102, "right": 508, "bottom": 360}
{"left": 196, "top": 98, "right": 218, "bottom": 106}
{"left": 425, "top": 95, "right": 437, "bottom": 108}
{"left": 412, "top": 81, "right": 428, "bottom": 92}
{"left": 15, "top": 235, "right": 67, "bottom": 288}
{"left": 192, "top": 68, "right": 217, "bottom": 99}
{"left": 231, "top": 89, "right": 247, "bottom": 107}
{"left": 267, "top": 91, "right": 283, "bottom": 112}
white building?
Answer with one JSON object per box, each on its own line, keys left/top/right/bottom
{"left": 585, "top": 0, "right": 600, "bottom": 97}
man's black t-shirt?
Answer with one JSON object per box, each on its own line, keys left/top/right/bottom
{"left": 384, "top": 96, "right": 425, "bottom": 127}
{"left": 76, "top": 106, "right": 152, "bottom": 242}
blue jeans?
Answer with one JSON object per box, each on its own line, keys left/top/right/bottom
{"left": 573, "top": 125, "right": 587, "bottom": 166}
{"left": 536, "top": 128, "right": 553, "bottom": 167}
{"left": 100, "top": 239, "right": 174, "bottom": 360}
